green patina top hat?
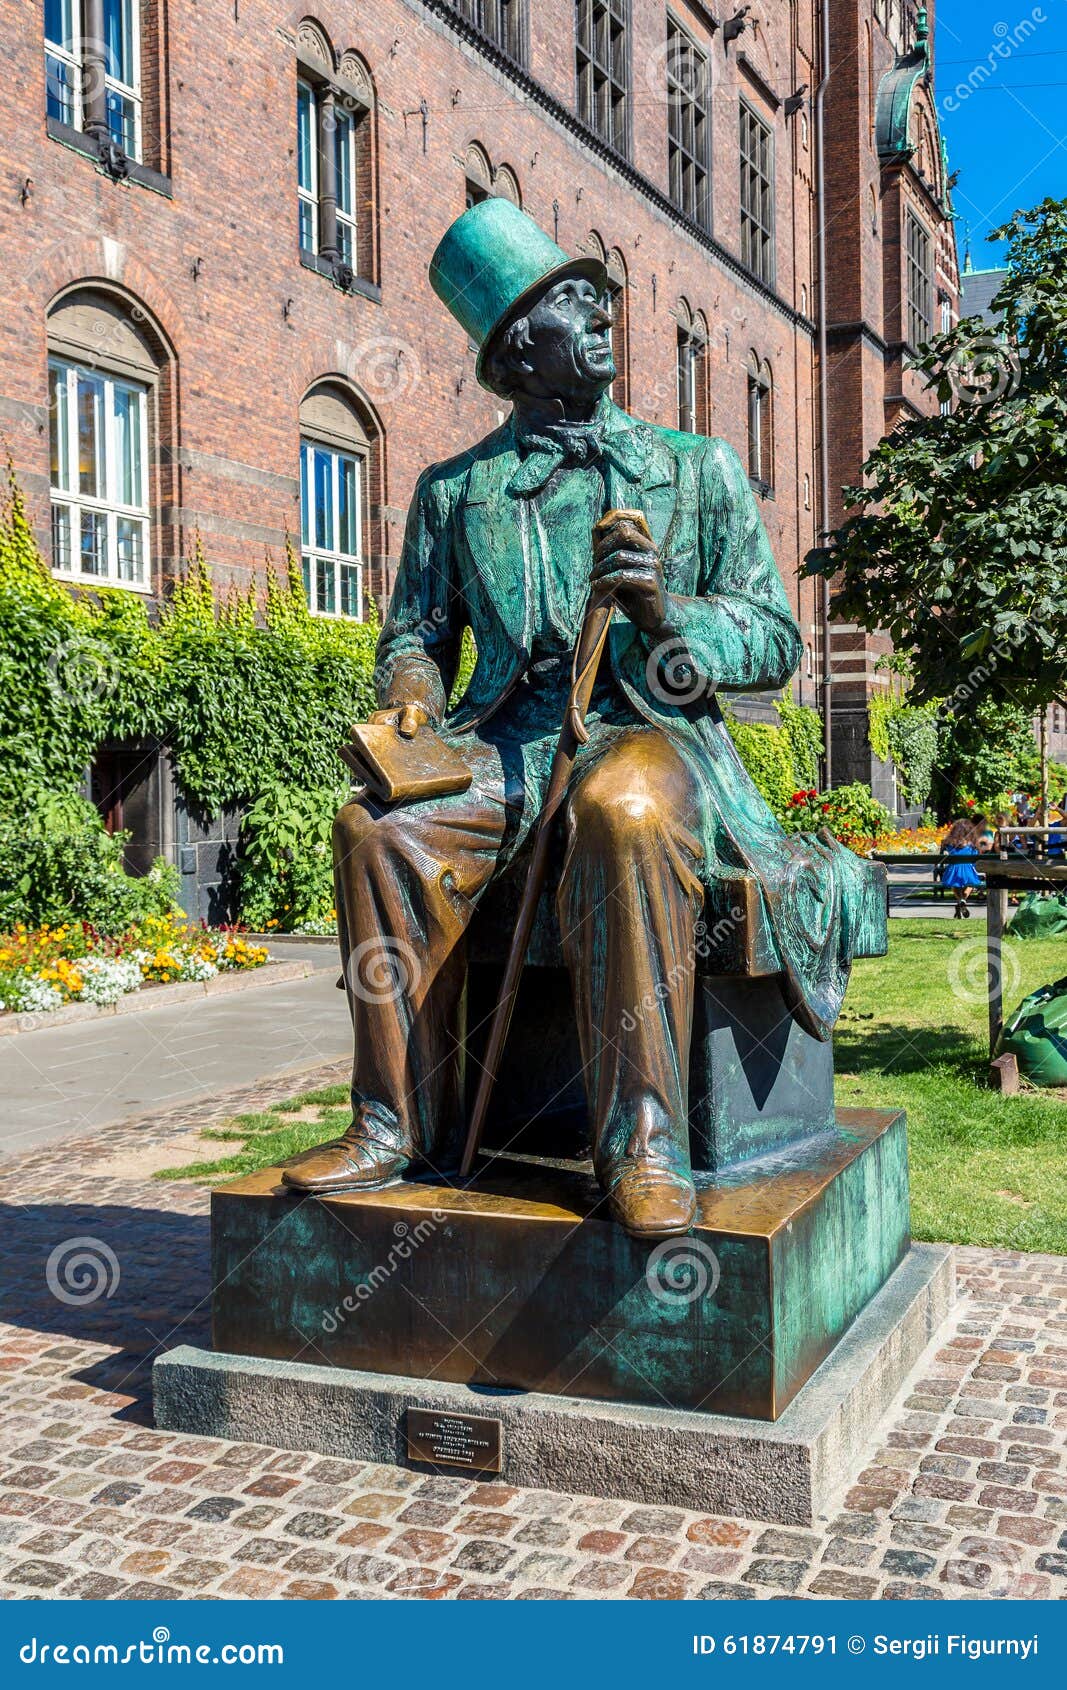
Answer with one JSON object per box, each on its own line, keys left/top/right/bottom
{"left": 429, "top": 198, "right": 607, "bottom": 392}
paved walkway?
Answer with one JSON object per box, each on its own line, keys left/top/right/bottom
{"left": 0, "top": 958, "right": 346, "bottom": 1162}
{"left": 0, "top": 1070, "right": 1064, "bottom": 1601}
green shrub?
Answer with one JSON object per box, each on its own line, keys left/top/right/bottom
{"left": 781, "top": 782, "right": 892, "bottom": 848}
{"left": 0, "top": 791, "right": 179, "bottom": 933}
{"left": 239, "top": 781, "right": 345, "bottom": 931}
{"left": 725, "top": 715, "right": 798, "bottom": 816}
{"left": 775, "top": 695, "right": 823, "bottom": 791}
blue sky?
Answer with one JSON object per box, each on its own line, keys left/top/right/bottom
{"left": 936, "top": 0, "right": 1067, "bottom": 267}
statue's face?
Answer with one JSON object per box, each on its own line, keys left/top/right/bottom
{"left": 518, "top": 276, "right": 615, "bottom": 400}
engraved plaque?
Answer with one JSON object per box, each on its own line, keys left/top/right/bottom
{"left": 406, "top": 1407, "right": 503, "bottom": 1473}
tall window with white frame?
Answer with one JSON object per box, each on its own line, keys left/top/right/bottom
{"left": 905, "top": 210, "right": 933, "bottom": 347}
{"left": 747, "top": 357, "right": 774, "bottom": 492}
{"left": 677, "top": 326, "right": 697, "bottom": 434}
{"left": 739, "top": 102, "right": 774, "bottom": 284}
{"left": 576, "top": 0, "right": 630, "bottom": 157}
{"left": 666, "top": 19, "right": 711, "bottom": 230}
{"left": 297, "top": 78, "right": 362, "bottom": 274}
{"left": 49, "top": 357, "right": 150, "bottom": 588}
{"left": 44, "top": 0, "right": 142, "bottom": 160}
{"left": 300, "top": 440, "right": 363, "bottom": 619}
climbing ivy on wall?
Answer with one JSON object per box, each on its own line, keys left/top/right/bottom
{"left": 868, "top": 691, "right": 941, "bottom": 810}
{"left": 0, "top": 470, "right": 378, "bottom": 928}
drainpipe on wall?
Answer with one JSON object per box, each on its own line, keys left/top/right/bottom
{"left": 814, "top": 0, "right": 833, "bottom": 788}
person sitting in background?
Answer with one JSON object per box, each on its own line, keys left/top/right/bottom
{"left": 940, "top": 817, "right": 982, "bottom": 918}
{"left": 976, "top": 814, "right": 996, "bottom": 853}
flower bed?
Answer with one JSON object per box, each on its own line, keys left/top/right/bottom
{"left": 0, "top": 914, "right": 270, "bottom": 1017}
{"left": 867, "top": 826, "right": 948, "bottom": 856}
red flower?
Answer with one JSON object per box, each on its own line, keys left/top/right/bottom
{"left": 822, "top": 803, "right": 831, "bottom": 812}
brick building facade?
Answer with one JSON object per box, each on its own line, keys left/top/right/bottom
{"left": 0, "top": 2, "right": 958, "bottom": 896}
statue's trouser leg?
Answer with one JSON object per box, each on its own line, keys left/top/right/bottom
{"left": 332, "top": 758, "right": 510, "bottom": 1162}
{"left": 557, "top": 729, "right": 705, "bottom": 1190}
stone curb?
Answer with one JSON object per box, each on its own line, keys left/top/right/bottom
{"left": 0, "top": 958, "right": 315, "bottom": 1038}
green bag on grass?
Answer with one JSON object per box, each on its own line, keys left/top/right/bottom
{"left": 996, "top": 975, "right": 1067, "bottom": 1087}
{"left": 1007, "top": 891, "right": 1067, "bottom": 940}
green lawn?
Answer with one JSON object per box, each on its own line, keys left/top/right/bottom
{"left": 161, "top": 918, "right": 1067, "bottom": 1254}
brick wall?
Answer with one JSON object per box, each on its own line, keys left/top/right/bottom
{"left": 0, "top": 0, "right": 959, "bottom": 775}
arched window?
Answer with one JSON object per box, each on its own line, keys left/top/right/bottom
{"left": 300, "top": 383, "right": 382, "bottom": 619}
{"left": 606, "top": 248, "right": 629, "bottom": 411}
{"left": 676, "top": 301, "right": 708, "bottom": 434}
{"left": 492, "top": 163, "right": 522, "bottom": 206}
{"left": 46, "top": 285, "right": 175, "bottom": 591}
{"left": 584, "top": 233, "right": 629, "bottom": 411}
{"left": 464, "top": 142, "right": 493, "bottom": 209}
{"left": 297, "top": 22, "right": 377, "bottom": 289}
{"left": 746, "top": 353, "right": 773, "bottom": 491}
{"left": 463, "top": 144, "right": 522, "bottom": 210}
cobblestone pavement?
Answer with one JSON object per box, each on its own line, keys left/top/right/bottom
{"left": 0, "top": 1066, "right": 1065, "bottom": 1601}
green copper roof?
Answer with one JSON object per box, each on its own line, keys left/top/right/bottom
{"left": 875, "top": 6, "right": 930, "bottom": 163}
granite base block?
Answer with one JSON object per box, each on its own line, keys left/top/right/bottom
{"left": 155, "top": 1241, "right": 952, "bottom": 1526}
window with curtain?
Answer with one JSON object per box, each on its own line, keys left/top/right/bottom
{"left": 300, "top": 440, "right": 363, "bottom": 619}
{"left": 739, "top": 102, "right": 774, "bottom": 284}
{"left": 666, "top": 19, "right": 711, "bottom": 229}
{"left": 44, "top": 0, "right": 142, "bottom": 159}
{"left": 48, "top": 357, "right": 150, "bottom": 587}
{"left": 576, "top": 0, "right": 630, "bottom": 156}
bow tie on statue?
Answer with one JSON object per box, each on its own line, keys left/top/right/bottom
{"left": 509, "top": 409, "right": 607, "bottom": 495}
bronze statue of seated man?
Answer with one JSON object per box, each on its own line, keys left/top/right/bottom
{"left": 281, "top": 199, "right": 872, "bottom": 1240}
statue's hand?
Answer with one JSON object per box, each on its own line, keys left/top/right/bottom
{"left": 591, "top": 511, "right": 667, "bottom": 633}
{"left": 369, "top": 704, "right": 433, "bottom": 740}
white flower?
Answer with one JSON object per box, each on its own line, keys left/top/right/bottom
{"left": 77, "top": 955, "right": 143, "bottom": 1005}
{"left": 179, "top": 953, "right": 218, "bottom": 982}
{"left": 2, "top": 976, "right": 64, "bottom": 1014}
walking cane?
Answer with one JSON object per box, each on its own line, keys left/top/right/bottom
{"left": 459, "top": 508, "right": 653, "bottom": 1179}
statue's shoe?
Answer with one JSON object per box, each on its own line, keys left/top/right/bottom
{"left": 605, "top": 1164, "right": 698, "bottom": 1240}
{"left": 280, "top": 1130, "right": 410, "bottom": 1194}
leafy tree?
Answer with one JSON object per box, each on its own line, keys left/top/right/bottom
{"left": 806, "top": 198, "right": 1067, "bottom": 718}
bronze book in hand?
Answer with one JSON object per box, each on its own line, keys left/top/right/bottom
{"left": 339, "top": 722, "right": 473, "bottom": 803}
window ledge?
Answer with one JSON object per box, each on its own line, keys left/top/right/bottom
{"left": 299, "top": 251, "right": 381, "bottom": 304}
{"left": 46, "top": 117, "right": 172, "bottom": 198}
{"left": 748, "top": 477, "right": 775, "bottom": 501}
{"left": 52, "top": 569, "right": 154, "bottom": 597}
